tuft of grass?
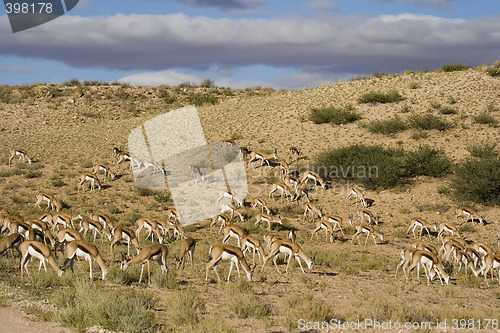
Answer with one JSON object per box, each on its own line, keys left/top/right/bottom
{"left": 408, "top": 113, "right": 452, "bottom": 131}
{"left": 473, "top": 112, "right": 498, "bottom": 126}
{"left": 439, "top": 106, "right": 458, "bottom": 115}
{"left": 309, "top": 105, "right": 360, "bottom": 125}
{"left": 365, "top": 116, "right": 408, "bottom": 135}
{"left": 466, "top": 142, "right": 497, "bottom": 159}
{"left": 486, "top": 61, "right": 500, "bottom": 77}
{"left": 169, "top": 289, "right": 206, "bottom": 326}
{"left": 358, "top": 90, "right": 404, "bottom": 104}
{"left": 440, "top": 63, "right": 469, "bottom": 72}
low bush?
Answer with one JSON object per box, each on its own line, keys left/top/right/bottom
{"left": 402, "top": 145, "right": 451, "bottom": 177}
{"left": 309, "top": 105, "right": 360, "bottom": 125}
{"left": 440, "top": 63, "right": 469, "bottom": 72}
{"left": 449, "top": 157, "right": 500, "bottom": 205}
{"left": 439, "top": 107, "right": 458, "bottom": 115}
{"left": 365, "top": 116, "right": 408, "bottom": 135}
{"left": 408, "top": 113, "right": 452, "bottom": 131}
{"left": 466, "top": 142, "right": 497, "bottom": 159}
{"left": 358, "top": 90, "right": 404, "bottom": 104}
{"left": 473, "top": 112, "right": 498, "bottom": 126}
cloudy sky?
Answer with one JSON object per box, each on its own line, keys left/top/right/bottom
{"left": 1, "top": 0, "right": 499, "bottom": 89}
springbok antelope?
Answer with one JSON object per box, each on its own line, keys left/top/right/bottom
{"left": 206, "top": 243, "right": 255, "bottom": 282}
{"left": 222, "top": 224, "right": 246, "bottom": 247}
{"left": 407, "top": 217, "right": 437, "bottom": 239}
{"left": 269, "top": 182, "right": 294, "bottom": 202}
{"left": 89, "top": 212, "right": 113, "bottom": 231}
{"left": 251, "top": 197, "right": 271, "bottom": 215}
{"left": 289, "top": 147, "right": 300, "bottom": 162}
{"left": 248, "top": 149, "right": 277, "bottom": 169}
{"left": 78, "top": 173, "right": 102, "bottom": 191}
{"left": 347, "top": 185, "right": 367, "bottom": 208}
{"left": 302, "top": 203, "right": 322, "bottom": 223}
{"left": 62, "top": 240, "right": 108, "bottom": 280}
{"left": 405, "top": 249, "right": 450, "bottom": 285}
{"left": 456, "top": 206, "right": 483, "bottom": 225}
{"left": 175, "top": 237, "right": 196, "bottom": 269}
{"left": 121, "top": 244, "right": 168, "bottom": 284}
{"left": 261, "top": 239, "right": 314, "bottom": 274}
{"left": 93, "top": 163, "right": 116, "bottom": 181}
{"left": 79, "top": 218, "right": 112, "bottom": 243}
{"left": 240, "top": 235, "right": 266, "bottom": 265}
{"left": 437, "top": 222, "right": 461, "bottom": 240}
{"left": 110, "top": 226, "right": 141, "bottom": 256}
{"left": 19, "top": 240, "right": 62, "bottom": 277}
{"left": 255, "top": 213, "right": 282, "bottom": 230}
{"left": 135, "top": 217, "right": 163, "bottom": 243}
{"left": 350, "top": 223, "right": 384, "bottom": 246}
{"left": 0, "top": 233, "right": 24, "bottom": 263}
{"left": 480, "top": 252, "right": 500, "bottom": 286}
{"left": 300, "top": 171, "right": 326, "bottom": 189}
{"left": 9, "top": 149, "right": 33, "bottom": 165}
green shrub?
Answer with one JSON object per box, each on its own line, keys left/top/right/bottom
{"left": 449, "top": 157, "right": 500, "bottom": 205}
{"left": 309, "top": 105, "right": 360, "bottom": 125}
{"left": 169, "top": 289, "right": 206, "bottom": 326}
{"left": 314, "top": 144, "right": 404, "bottom": 189}
{"left": 187, "top": 93, "right": 218, "bottom": 106}
{"left": 365, "top": 116, "right": 408, "bottom": 135}
{"left": 402, "top": 145, "right": 451, "bottom": 177}
{"left": 408, "top": 113, "right": 452, "bottom": 131}
{"left": 439, "top": 107, "right": 458, "bottom": 115}
{"left": 440, "top": 63, "right": 469, "bottom": 72}
{"left": 466, "top": 142, "right": 497, "bottom": 159}
{"left": 358, "top": 90, "right": 404, "bottom": 104}
{"left": 487, "top": 61, "right": 500, "bottom": 77}
{"left": 473, "top": 112, "right": 498, "bottom": 126}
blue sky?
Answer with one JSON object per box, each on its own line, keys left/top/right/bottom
{"left": 1, "top": 0, "right": 499, "bottom": 89}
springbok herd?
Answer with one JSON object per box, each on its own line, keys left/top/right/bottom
{"left": 1, "top": 145, "right": 499, "bottom": 287}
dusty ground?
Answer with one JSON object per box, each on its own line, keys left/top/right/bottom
{"left": 0, "top": 67, "right": 499, "bottom": 332}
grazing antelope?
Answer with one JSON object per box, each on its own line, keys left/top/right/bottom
{"left": 222, "top": 224, "right": 246, "bottom": 247}
{"left": 248, "top": 149, "right": 277, "bottom": 169}
{"left": 240, "top": 235, "right": 266, "bottom": 265}
{"left": 93, "top": 163, "right": 116, "bottom": 180}
{"left": 79, "top": 218, "right": 112, "bottom": 243}
{"left": 437, "top": 222, "right": 460, "bottom": 240}
{"left": 175, "top": 237, "right": 196, "bottom": 269}
{"left": 26, "top": 218, "right": 55, "bottom": 246}
{"left": 407, "top": 217, "right": 437, "bottom": 239}
{"left": 211, "top": 213, "right": 230, "bottom": 234}
{"left": 135, "top": 217, "right": 163, "bottom": 243}
{"left": 395, "top": 246, "right": 424, "bottom": 280}
{"left": 121, "top": 244, "right": 168, "bottom": 284}
{"left": 206, "top": 243, "right": 255, "bottom": 282}
{"left": 116, "top": 151, "right": 134, "bottom": 165}
{"left": 289, "top": 146, "right": 300, "bottom": 162}
{"left": 322, "top": 214, "right": 345, "bottom": 236}
{"left": 251, "top": 197, "right": 271, "bottom": 215}
{"left": 110, "top": 226, "right": 141, "bottom": 256}
{"left": 51, "top": 212, "right": 81, "bottom": 232}
{"left": 255, "top": 213, "right": 282, "bottom": 230}
{"left": 62, "top": 240, "right": 108, "bottom": 280}
{"left": 293, "top": 185, "right": 311, "bottom": 203}
{"left": 55, "top": 228, "right": 83, "bottom": 257}
{"left": 456, "top": 206, "right": 483, "bottom": 225}
{"left": 405, "top": 249, "right": 450, "bottom": 285}
{"left": 0, "top": 233, "right": 24, "bottom": 263}
{"left": 269, "top": 181, "right": 294, "bottom": 202}
{"left": 9, "top": 149, "right": 33, "bottom": 165}
{"left": 78, "top": 173, "right": 102, "bottom": 191}
{"left": 351, "top": 223, "right": 384, "bottom": 246}
{"left": 89, "top": 212, "right": 113, "bottom": 231}
{"left": 283, "top": 174, "right": 299, "bottom": 190}
{"left": 300, "top": 170, "right": 326, "bottom": 189}
{"left": 261, "top": 239, "right": 314, "bottom": 274}
{"left": 302, "top": 202, "right": 322, "bottom": 223}
{"left": 217, "top": 190, "right": 243, "bottom": 207}
{"left": 310, "top": 219, "right": 335, "bottom": 242}
{"left": 356, "top": 210, "right": 379, "bottom": 225}
{"left": 278, "top": 160, "right": 290, "bottom": 179}
{"left": 19, "top": 240, "right": 62, "bottom": 277}
{"left": 480, "top": 252, "right": 500, "bottom": 286}
{"left": 347, "top": 185, "right": 367, "bottom": 208}
{"left": 34, "top": 193, "right": 62, "bottom": 212}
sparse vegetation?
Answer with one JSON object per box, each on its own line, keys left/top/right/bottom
{"left": 440, "top": 63, "right": 469, "bottom": 72}
{"left": 408, "top": 113, "right": 452, "bottom": 131}
{"left": 402, "top": 145, "right": 451, "bottom": 178}
{"left": 358, "top": 90, "right": 404, "bottom": 104}
{"left": 365, "top": 116, "right": 408, "bottom": 135}
{"left": 309, "top": 105, "right": 360, "bottom": 125}
{"left": 473, "top": 112, "right": 498, "bottom": 126}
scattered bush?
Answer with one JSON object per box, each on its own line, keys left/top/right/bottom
{"left": 440, "top": 63, "right": 469, "bottom": 72}
{"left": 309, "top": 105, "right": 360, "bottom": 125}
{"left": 408, "top": 113, "right": 452, "bottom": 131}
{"left": 402, "top": 145, "right": 451, "bottom": 177}
{"left": 473, "top": 112, "right": 498, "bottom": 126}
{"left": 449, "top": 157, "right": 500, "bottom": 205}
{"left": 487, "top": 61, "right": 500, "bottom": 77}
{"left": 365, "top": 116, "right": 408, "bottom": 135}
{"left": 466, "top": 142, "right": 498, "bottom": 159}
{"left": 358, "top": 90, "right": 404, "bottom": 104}
{"left": 169, "top": 289, "right": 206, "bottom": 326}
{"left": 439, "top": 107, "right": 458, "bottom": 115}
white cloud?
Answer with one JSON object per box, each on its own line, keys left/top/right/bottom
{"left": 1, "top": 12, "right": 499, "bottom": 88}
{"left": 305, "top": 0, "right": 338, "bottom": 12}
{"left": 118, "top": 70, "right": 201, "bottom": 86}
